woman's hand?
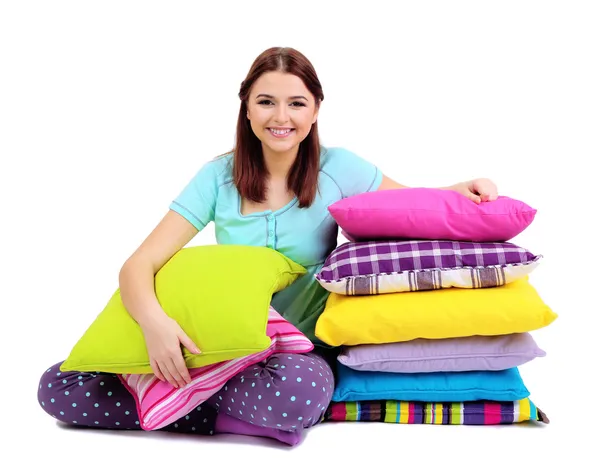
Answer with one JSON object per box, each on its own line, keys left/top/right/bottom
{"left": 447, "top": 178, "right": 499, "bottom": 204}
{"left": 140, "top": 314, "right": 201, "bottom": 388}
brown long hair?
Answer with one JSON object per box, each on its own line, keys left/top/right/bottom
{"left": 233, "top": 47, "right": 324, "bottom": 208}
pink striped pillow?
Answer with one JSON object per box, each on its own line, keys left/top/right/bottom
{"left": 118, "top": 307, "right": 313, "bottom": 431}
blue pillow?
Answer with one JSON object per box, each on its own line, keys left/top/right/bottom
{"left": 332, "top": 363, "right": 530, "bottom": 402}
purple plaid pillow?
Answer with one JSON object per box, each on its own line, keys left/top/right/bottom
{"left": 316, "top": 240, "right": 542, "bottom": 295}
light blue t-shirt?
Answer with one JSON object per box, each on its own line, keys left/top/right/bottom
{"left": 168, "top": 146, "right": 383, "bottom": 348}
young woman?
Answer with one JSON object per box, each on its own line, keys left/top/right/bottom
{"left": 38, "top": 46, "right": 498, "bottom": 437}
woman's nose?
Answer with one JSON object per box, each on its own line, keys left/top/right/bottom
{"left": 274, "top": 104, "right": 289, "bottom": 123}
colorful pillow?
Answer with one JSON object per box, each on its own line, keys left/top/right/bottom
{"left": 325, "top": 398, "right": 549, "bottom": 425}
{"left": 119, "top": 307, "right": 314, "bottom": 431}
{"left": 60, "top": 245, "right": 306, "bottom": 374}
{"left": 315, "top": 276, "right": 557, "bottom": 347}
{"left": 337, "top": 332, "right": 546, "bottom": 373}
{"left": 332, "top": 363, "right": 530, "bottom": 403}
{"left": 215, "top": 413, "right": 302, "bottom": 446}
{"left": 328, "top": 188, "right": 537, "bottom": 242}
{"left": 316, "top": 239, "right": 542, "bottom": 295}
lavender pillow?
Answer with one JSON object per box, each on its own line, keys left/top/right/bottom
{"left": 337, "top": 333, "right": 546, "bottom": 373}
{"left": 316, "top": 240, "right": 542, "bottom": 295}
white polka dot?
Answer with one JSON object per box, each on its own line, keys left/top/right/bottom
{"left": 312, "top": 382, "right": 316, "bottom": 387}
{"left": 83, "top": 413, "right": 88, "bottom": 417}
{"left": 282, "top": 413, "right": 287, "bottom": 417}
{"left": 72, "top": 403, "right": 77, "bottom": 407}
{"left": 282, "top": 376, "right": 286, "bottom": 381}
{"left": 60, "top": 411, "right": 64, "bottom": 415}
{"left": 94, "top": 403, "right": 99, "bottom": 407}
{"left": 297, "top": 377, "right": 302, "bottom": 382}
{"left": 62, "top": 379, "right": 67, "bottom": 384}
{"left": 105, "top": 412, "right": 109, "bottom": 416}
{"left": 258, "top": 395, "right": 262, "bottom": 400}
{"left": 290, "top": 396, "right": 296, "bottom": 401}
{"left": 64, "top": 391, "right": 70, "bottom": 396}
{"left": 116, "top": 402, "right": 121, "bottom": 407}
{"left": 125, "top": 411, "right": 130, "bottom": 415}
{"left": 86, "top": 392, "right": 91, "bottom": 397}
{"left": 275, "top": 391, "right": 280, "bottom": 396}
{"left": 47, "top": 383, "right": 52, "bottom": 388}
{"left": 306, "top": 400, "right": 311, "bottom": 405}
{"left": 100, "top": 382, "right": 104, "bottom": 386}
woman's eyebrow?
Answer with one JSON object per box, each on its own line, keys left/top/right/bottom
{"left": 255, "top": 93, "right": 308, "bottom": 101}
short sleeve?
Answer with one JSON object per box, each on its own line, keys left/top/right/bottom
{"left": 168, "top": 160, "right": 220, "bottom": 231}
{"left": 323, "top": 147, "right": 383, "bottom": 198}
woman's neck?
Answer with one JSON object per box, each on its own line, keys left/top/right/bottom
{"left": 262, "top": 145, "right": 299, "bottom": 180}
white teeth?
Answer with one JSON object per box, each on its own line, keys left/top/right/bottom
{"left": 270, "top": 128, "right": 291, "bottom": 135}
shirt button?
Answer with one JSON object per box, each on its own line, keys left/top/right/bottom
{"left": 269, "top": 230, "right": 274, "bottom": 236}
{"left": 267, "top": 214, "right": 274, "bottom": 221}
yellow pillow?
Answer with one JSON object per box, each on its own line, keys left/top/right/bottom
{"left": 315, "top": 277, "right": 557, "bottom": 346}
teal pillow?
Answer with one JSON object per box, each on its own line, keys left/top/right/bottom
{"left": 332, "top": 363, "right": 530, "bottom": 402}
{"left": 60, "top": 245, "right": 306, "bottom": 374}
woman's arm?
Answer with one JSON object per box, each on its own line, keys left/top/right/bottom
{"left": 377, "top": 174, "right": 498, "bottom": 204}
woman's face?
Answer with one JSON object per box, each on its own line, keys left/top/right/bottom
{"left": 246, "top": 71, "right": 319, "bottom": 159}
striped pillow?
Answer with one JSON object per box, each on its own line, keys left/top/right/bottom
{"left": 316, "top": 240, "right": 542, "bottom": 295}
{"left": 324, "top": 398, "right": 549, "bottom": 425}
{"left": 119, "top": 307, "right": 313, "bottom": 431}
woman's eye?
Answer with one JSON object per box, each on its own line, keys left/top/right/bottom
{"left": 258, "top": 100, "right": 273, "bottom": 105}
{"left": 291, "top": 101, "right": 306, "bottom": 107}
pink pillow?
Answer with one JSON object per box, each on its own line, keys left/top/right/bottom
{"left": 329, "top": 188, "right": 537, "bottom": 242}
{"left": 119, "top": 307, "right": 313, "bottom": 431}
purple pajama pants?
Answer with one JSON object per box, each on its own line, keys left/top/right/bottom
{"left": 38, "top": 350, "right": 335, "bottom": 437}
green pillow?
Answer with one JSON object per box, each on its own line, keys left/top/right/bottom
{"left": 60, "top": 244, "right": 306, "bottom": 374}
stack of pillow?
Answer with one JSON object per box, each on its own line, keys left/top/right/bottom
{"left": 314, "top": 188, "right": 557, "bottom": 426}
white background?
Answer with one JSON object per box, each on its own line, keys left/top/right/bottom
{"left": 2, "top": 1, "right": 598, "bottom": 470}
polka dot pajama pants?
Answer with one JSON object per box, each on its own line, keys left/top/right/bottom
{"left": 38, "top": 350, "right": 335, "bottom": 435}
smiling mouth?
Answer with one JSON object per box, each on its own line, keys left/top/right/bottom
{"left": 268, "top": 128, "right": 294, "bottom": 138}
